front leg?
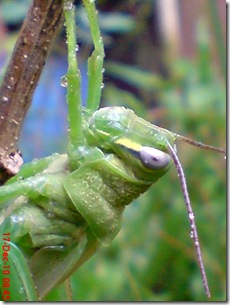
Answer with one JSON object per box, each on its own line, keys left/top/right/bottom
{"left": 83, "top": 0, "right": 105, "bottom": 112}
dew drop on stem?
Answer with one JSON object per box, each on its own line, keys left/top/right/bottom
{"left": 64, "top": 1, "right": 73, "bottom": 11}
{"left": 2, "top": 96, "right": 9, "bottom": 102}
{"left": 60, "top": 75, "right": 68, "bottom": 87}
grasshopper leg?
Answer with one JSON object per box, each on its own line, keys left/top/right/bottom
{"left": 83, "top": 0, "right": 105, "bottom": 112}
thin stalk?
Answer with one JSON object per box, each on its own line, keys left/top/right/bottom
{"left": 64, "top": 278, "right": 73, "bottom": 301}
{"left": 0, "top": 0, "right": 63, "bottom": 183}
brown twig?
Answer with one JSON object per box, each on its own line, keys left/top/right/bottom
{"left": 0, "top": 0, "right": 64, "bottom": 184}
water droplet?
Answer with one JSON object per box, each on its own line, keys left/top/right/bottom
{"left": 189, "top": 212, "right": 194, "bottom": 220}
{"left": 195, "top": 241, "right": 199, "bottom": 246}
{"left": 32, "top": 158, "right": 38, "bottom": 164}
{"left": 19, "top": 286, "right": 25, "bottom": 294}
{"left": 60, "top": 75, "right": 68, "bottom": 87}
{"left": 64, "top": 1, "right": 73, "bottom": 10}
{"left": 23, "top": 54, "right": 28, "bottom": 58}
{"left": 7, "top": 85, "right": 11, "bottom": 89}
{"left": 102, "top": 68, "right": 105, "bottom": 73}
{"left": 70, "top": 50, "right": 76, "bottom": 59}
{"left": 33, "top": 6, "right": 39, "bottom": 14}
{"left": 190, "top": 231, "right": 194, "bottom": 238}
{"left": 2, "top": 96, "right": 8, "bottom": 102}
{"left": 75, "top": 44, "right": 79, "bottom": 52}
{"left": 47, "top": 212, "right": 55, "bottom": 218}
{"left": 101, "top": 83, "right": 104, "bottom": 89}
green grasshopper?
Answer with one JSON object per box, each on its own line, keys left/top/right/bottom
{"left": 0, "top": 0, "right": 225, "bottom": 301}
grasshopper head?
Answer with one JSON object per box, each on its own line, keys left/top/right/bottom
{"left": 86, "top": 106, "right": 176, "bottom": 182}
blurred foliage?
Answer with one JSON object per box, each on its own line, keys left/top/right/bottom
{"left": 0, "top": 0, "right": 226, "bottom": 301}
{"left": 0, "top": 0, "right": 31, "bottom": 24}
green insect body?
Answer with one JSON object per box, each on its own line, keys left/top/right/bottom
{"left": 0, "top": 106, "right": 173, "bottom": 299}
{"left": 0, "top": 0, "right": 225, "bottom": 301}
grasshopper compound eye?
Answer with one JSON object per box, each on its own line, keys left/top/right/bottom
{"left": 139, "top": 146, "right": 171, "bottom": 170}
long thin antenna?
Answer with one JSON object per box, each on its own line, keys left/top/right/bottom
{"left": 167, "top": 142, "right": 211, "bottom": 298}
{"left": 175, "top": 134, "right": 226, "bottom": 154}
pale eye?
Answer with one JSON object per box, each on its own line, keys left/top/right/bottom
{"left": 139, "top": 146, "right": 171, "bottom": 170}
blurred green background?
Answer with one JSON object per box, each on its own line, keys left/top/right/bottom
{"left": 0, "top": 0, "right": 226, "bottom": 301}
